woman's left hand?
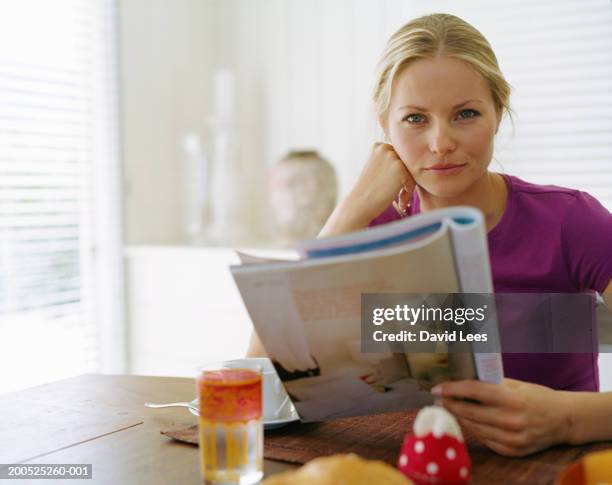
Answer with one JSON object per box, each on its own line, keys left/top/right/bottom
{"left": 432, "top": 378, "right": 573, "bottom": 457}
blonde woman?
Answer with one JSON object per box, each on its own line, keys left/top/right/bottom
{"left": 319, "top": 13, "right": 612, "bottom": 456}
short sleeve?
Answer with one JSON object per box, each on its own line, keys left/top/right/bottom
{"left": 561, "top": 191, "right": 612, "bottom": 293}
{"left": 368, "top": 204, "right": 403, "bottom": 228}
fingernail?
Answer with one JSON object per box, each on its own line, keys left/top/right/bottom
{"left": 431, "top": 385, "right": 442, "bottom": 396}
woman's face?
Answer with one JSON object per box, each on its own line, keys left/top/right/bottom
{"left": 382, "top": 56, "right": 501, "bottom": 199}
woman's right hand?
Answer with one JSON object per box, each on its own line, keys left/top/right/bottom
{"left": 348, "top": 142, "right": 415, "bottom": 220}
{"left": 319, "top": 143, "right": 415, "bottom": 238}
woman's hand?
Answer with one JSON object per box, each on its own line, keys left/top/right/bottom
{"left": 319, "top": 143, "right": 415, "bottom": 237}
{"left": 432, "top": 378, "right": 573, "bottom": 457}
{"left": 348, "top": 142, "right": 415, "bottom": 221}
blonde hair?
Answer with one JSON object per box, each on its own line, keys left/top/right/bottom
{"left": 373, "top": 13, "right": 512, "bottom": 123}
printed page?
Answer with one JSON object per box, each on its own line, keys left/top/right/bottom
{"left": 232, "top": 228, "right": 465, "bottom": 421}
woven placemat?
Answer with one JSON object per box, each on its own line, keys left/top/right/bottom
{"left": 263, "top": 411, "right": 416, "bottom": 464}
{"left": 161, "top": 414, "right": 612, "bottom": 484}
{"left": 161, "top": 411, "right": 421, "bottom": 465}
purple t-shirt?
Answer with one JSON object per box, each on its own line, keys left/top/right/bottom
{"left": 370, "top": 174, "right": 612, "bottom": 391}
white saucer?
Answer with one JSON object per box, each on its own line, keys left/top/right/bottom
{"left": 189, "top": 399, "right": 300, "bottom": 430}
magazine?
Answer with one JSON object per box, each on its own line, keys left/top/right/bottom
{"left": 230, "top": 206, "right": 504, "bottom": 421}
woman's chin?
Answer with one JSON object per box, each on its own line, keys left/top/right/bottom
{"left": 417, "top": 181, "right": 471, "bottom": 201}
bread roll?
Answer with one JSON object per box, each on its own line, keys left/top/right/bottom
{"left": 262, "top": 453, "right": 413, "bottom": 485}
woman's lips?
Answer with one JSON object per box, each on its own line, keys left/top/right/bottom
{"left": 425, "top": 163, "right": 467, "bottom": 176}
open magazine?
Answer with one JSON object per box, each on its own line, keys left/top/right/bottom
{"left": 230, "top": 206, "right": 504, "bottom": 422}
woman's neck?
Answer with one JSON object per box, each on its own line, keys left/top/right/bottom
{"left": 418, "top": 172, "right": 507, "bottom": 232}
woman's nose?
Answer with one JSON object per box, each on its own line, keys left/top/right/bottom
{"left": 428, "top": 123, "right": 457, "bottom": 155}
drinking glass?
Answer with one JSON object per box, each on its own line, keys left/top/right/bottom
{"left": 197, "top": 362, "right": 263, "bottom": 485}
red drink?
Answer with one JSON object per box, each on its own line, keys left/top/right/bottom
{"left": 197, "top": 366, "right": 263, "bottom": 484}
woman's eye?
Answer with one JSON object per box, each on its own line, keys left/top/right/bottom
{"left": 403, "top": 113, "right": 425, "bottom": 124}
{"left": 402, "top": 109, "right": 480, "bottom": 124}
{"left": 457, "top": 109, "right": 479, "bottom": 119}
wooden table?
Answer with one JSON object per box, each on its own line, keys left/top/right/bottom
{"left": 1, "top": 374, "right": 610, "bottom": 484}
{"left": 0, "top": 374, "right": 294, "bottom": 484}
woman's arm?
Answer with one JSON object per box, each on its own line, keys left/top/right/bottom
{"left": 317, "top": 195, "right": 373, "bottom": 238}
{"left": 432, "top": 378, "right": 612, "bottom": 457}
{"left": 565, "top": 390, "right": 612, "bottom": 445}
{"left": 319, "top": 142, "right": 414, "bottom": 238}
{"left": 433, "top": 280, "right": 612, "bottom": 456}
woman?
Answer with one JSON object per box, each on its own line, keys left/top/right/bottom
{"left": 317, "top": 13, "right": 612, "bottom": 456}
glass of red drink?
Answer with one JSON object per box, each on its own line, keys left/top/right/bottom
{"left": 197, "top": 362, "right": 263, "bottom": 485}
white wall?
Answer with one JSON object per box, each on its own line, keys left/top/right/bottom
{"left": 119, "top": 0, "right": 214, "bottom": 245}
{"left": 125, "top": 247, "right": 252, "bottom": 375}
{"left": 119, "top": 0, "right": 424, "bottom": 246}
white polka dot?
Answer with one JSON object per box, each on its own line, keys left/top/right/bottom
{"left": 399, "top": 454, "right": 408, "bottom": 467}
{"left": 414, "top": 441, "right": 425, "bottom": 453}
{"left": 446, "top": 447, "right": 456, "bottom": 460}
{"left": 460, "top": 467, "right": 468, "bottom": 478}
{"left": 426, "top": 462, "right": 439, "bottom": 475}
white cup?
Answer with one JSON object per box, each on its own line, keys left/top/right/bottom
{"left": 223, "top": 357, "right": 290, "bottom": 421}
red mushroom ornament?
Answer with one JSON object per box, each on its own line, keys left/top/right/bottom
{"left": 397, "top": 406, "right": 471, "bottom": 485}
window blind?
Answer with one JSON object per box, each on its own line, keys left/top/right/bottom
{"left": 0, "top": 0, "right": 120, "bottom": 393}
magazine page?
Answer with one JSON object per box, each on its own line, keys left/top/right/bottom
{"left": 235, "top": 250, "right": 298, "bottom": 265}
{"left": 447, "top": 218, "right": 504, "bottom": 383}
{"left": 232, "top": 227, "right": 467, "bottom": 421}
{"left": 295, "top": 206, "right": 481, "bottom": 259}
